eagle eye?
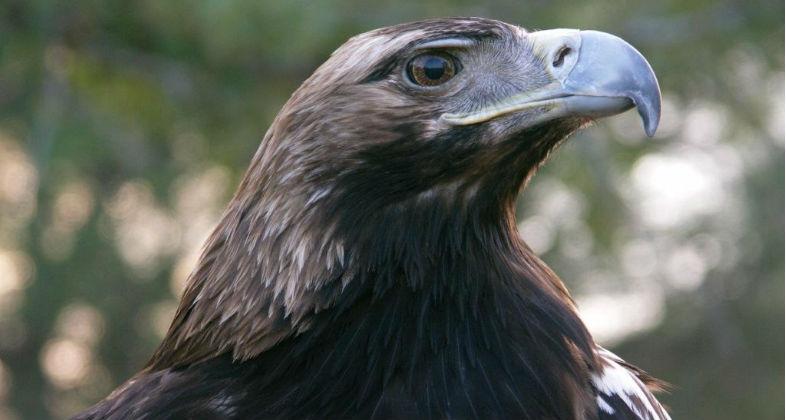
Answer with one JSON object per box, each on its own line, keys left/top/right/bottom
{"left": 406, "top": 53, "right": 458, "bottom": 87}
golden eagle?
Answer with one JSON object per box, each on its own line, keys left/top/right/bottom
{"left": 77, "top": 17, "right": 668, "bottom": 419}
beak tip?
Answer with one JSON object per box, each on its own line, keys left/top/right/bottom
{"left": 643, "top": 114, "right": 659, "bottom": 137}
{"left": 638, "top": 96, "right": 661, "bottom": 137}
{"left": 568, "top": 30, "right": 662, "bottom": 138}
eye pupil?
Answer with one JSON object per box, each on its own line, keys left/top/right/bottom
{"left": 407, "top": 53, "right": 458, "bottom": 87}
{"left": 423, "top": 57, "right": 446, "bottom": 80}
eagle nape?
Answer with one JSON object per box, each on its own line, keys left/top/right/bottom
{"left": 75, "top": 18, "right": 670, "bottom": 420}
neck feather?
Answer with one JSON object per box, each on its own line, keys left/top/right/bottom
{"left": 147, "top": 123, "right": 598, "bottom": 417}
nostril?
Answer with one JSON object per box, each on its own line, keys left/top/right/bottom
{"left": 552, "top": 47, "right": 572, "bottom": 68}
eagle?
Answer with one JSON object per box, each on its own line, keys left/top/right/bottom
{"left": 77, "top": 18, "right": 668, "bottom": 420}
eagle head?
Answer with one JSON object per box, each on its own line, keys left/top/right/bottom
{"left": 242, "top": 18, "right": 660, "bottom": 238}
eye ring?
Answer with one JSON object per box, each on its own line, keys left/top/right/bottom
{"left": 406, "top": 53, "right": 459, "bottom": 87}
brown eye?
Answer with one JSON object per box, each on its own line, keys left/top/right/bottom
{"left": 406, "top": 53, "right": 458, "bottom": 86}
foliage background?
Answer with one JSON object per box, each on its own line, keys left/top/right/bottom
{"left": 0, "top": 0, "right": 782, "bottom": 418}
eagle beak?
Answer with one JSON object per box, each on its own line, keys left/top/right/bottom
{"left": 442, "top": 29, "right": 662, "bottom": 137}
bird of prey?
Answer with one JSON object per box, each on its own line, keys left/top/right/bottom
{"left": 76, "top": 17, "right": 669, "bottom": 420}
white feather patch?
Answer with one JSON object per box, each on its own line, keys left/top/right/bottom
{"left": 592, "top": 348, "right": 671, "bottom": 420}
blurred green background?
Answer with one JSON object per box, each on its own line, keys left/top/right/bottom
{"left": 0, "top": 0, "right": 783, "bottom": 418}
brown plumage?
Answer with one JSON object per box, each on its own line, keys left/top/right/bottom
{"left": 76, "top": 18, "right": 668, "bottom": 419}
